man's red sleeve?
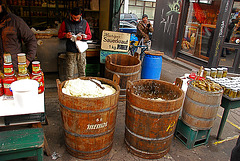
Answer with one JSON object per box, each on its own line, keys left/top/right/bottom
{"left": 58, "top": 21, "right": 66, "bottom": 39}
{"left": 84, "top": 22, "right": 92, "bottom": 40}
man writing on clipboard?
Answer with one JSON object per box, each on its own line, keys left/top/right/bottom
{"left": 58, "top": 7, "right": 92, "bottom": 79}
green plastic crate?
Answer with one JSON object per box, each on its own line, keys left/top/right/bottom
{"left": 85, "top": 64, "right": 100, "bottom": 77}
{"left": 174, "top": 119, "right": 211, "bottom": 149}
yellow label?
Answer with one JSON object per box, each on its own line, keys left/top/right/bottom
{"left": 4, "top": 68, "right": 13, "bottom": 74}
{"left": 18, "top": 66, "right": 27, "bottom": 74}
{"left": 33, "top": 66, "right": 40, "bottom": 72}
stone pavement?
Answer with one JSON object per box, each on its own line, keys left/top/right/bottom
{"left": 40, "top": 57, "right": 240, "bottom": 161}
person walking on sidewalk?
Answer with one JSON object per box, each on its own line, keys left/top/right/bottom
{"left": 58, "top": 7, "right": 92, "bottom": 79}
{"left": 136, "top": 14, "right": 153, "bottom": 45}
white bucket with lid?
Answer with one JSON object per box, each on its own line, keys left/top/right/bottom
{"left": 11, "top": 79, "right": 39, "bottom": 108}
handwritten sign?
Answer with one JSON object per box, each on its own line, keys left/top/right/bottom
{"left": 101, "top": 30, "right": 130, "bottom": 52}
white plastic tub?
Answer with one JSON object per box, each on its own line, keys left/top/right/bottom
{"left": 11, "top": 79, "right": 39, "bottom": 108}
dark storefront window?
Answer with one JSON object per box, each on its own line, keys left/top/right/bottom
{"left": 219, "top": 1, "right": 240, "bottom": 71}
{"left": 180, "top": 1, "right": 221, "bottom": 60}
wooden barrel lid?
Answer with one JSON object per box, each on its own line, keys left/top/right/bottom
{"left": 144, "top": 50, "right": 164, "bottom": 56}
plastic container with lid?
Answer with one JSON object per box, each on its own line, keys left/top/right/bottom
{"left": 32, "top": 61, "right": 41, "bottom": 74}
{"left": 222, "top": 68, "right": 228, "bottom": 77}
{"left": 11, "top": 79, "right": 38, "bottom": 108}
{"left": 4, "top": 63, "right": 14, "bottom": 76}
{"left": 210, "top": 68, "right": 217, "bottom": 78}
{"left": 229, "top": 88, "right": 238, "bottom": 98}
{"left": 217, "top": 68, "right": 223, "bottom": 78}
{"left": 17, "top": 53, "right": 27, "bottom": 63}
{"left": 203, "top": 68, "right": 211, "bottom": 78}
{"left": 3, "top": 53, "right": 12, "bottom": 64}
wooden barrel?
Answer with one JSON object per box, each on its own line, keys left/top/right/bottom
{"left": 125, "top": 79, "right": 184, "bottom": 159}
{"left": 105, "top": 54, "right": 141, "bottom": 101}
{"left": 181, "top": 81, "right": 223, "bottom": 130}
{"left": 56, "top": 75, "right": 120, "bottom": 159}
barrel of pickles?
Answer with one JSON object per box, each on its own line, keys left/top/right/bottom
{"left": 105, "top": 54, "right": 141, "bottom": 101}
{"left": 182, "top": 80, "right": 223, "bottom": 130}
{"left": 56, "top": 76, "right": 120, "bottom": 159}
{"left": 125, "top": 79, "right": 184, "bottom": 159}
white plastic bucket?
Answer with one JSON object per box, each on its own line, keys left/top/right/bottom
{"left": 11, "top": 79, "right": 39, "bottom": 108}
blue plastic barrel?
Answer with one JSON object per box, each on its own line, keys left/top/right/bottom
{"left": 141, "top": 53, "right": 163, "bottom": 80}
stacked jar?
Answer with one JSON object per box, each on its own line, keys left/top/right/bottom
{"left": 17, "top": 53, "right": 30, "bottom": 80}
{"left": 2, "top": 53, "right": 17, "bottom": 96}
{"left": 31, "top": 61, "right": 44, "bottom": 94}
{"left": 203, "top": 67, "right": 228, "bottom": 79}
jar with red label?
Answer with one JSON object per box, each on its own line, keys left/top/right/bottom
{"left": 32, "top": 61, "right": 41, "bottom": 74}
{"left": 3, "top": 74, "right": 17, "bottom": 96}
{"left": 4, "top": 63, "right": 14, "bottom": 76}
{"left": 31, "top": 73, "right": 44, "bottom": 94}
{"left": 0, "top": 77, "right": 3, "bottom": 96}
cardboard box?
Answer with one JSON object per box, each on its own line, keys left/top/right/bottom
{"left": 101, "top": 30, "right": 130, "bottom": 52}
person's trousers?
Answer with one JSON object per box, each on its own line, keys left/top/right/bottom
{"left": 66, "top": 52, "right": 86, "bottom": 80}
{"left": 231, "top": 135, "right": 240, "bottom": 161}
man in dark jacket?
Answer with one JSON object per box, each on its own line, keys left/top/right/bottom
{"left": 0, "top": 2, "right": 37, "bottom": 70}
{"left": 58, "top": 7, "right": 92, "bottom": 79}
{"left": 136, "top": 14, "right": 153, "bottom": 45}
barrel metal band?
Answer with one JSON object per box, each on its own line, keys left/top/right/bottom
{"left": 105, "top": 67, "right": 140, "bottom": 76}
{"left": 185, "top": 95, "right": 220, "bottom": 108}
{"left": 63, "top": 128, "right": 114, "bottom": 138}
{"left": 125, "top": 139, "right": 169, "bottom": 155}
{"left": 125, "top": 126, "right": 173, "bottom": 141}
{"left": 59, "top": 102, "right": 116, "bottom": 113}
{"left": 182, "top": 109, "right": 216, "bottom": 121}
{"left": 66, "top": 142, "right": 112, "bottom": 154}
{"left": 127, "top": 101, "right": 181, "bottom": 115}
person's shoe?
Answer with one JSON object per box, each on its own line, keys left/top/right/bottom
{"left": 221, "top": 54, "right": 226, "bottom": 57}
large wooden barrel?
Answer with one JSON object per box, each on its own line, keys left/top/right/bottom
{"left": 56, "top": 76, "right": 120, "bottom": 159}
{"left": 105, "top": 54, "right": 141, "bottom": 101}
{"left": 182, "top": 81, "right": 223, "bottom": 130}
{"left": 125, "top": 79, "right": 184, "bottom": 159}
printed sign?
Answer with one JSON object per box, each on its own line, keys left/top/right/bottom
{"left": 101, "top": 30, "right": 131, "bottom": 52}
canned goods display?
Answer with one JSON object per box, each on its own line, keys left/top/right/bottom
{"left": 217, "top": 68, "right": 223, "bottom": 78}
{"left": 210, "top": 68, "right": 217, "bottom": 78}
{"left": 18, "top": 63, "right": 28, "bottom": 75}
{"left": 3, "top": 63, "right": 14, "bottom": 76}
{"left": 3, "top": 53, "right": 12, "bottom": 64}
{"left": 203, "top": 68, "right": 211, "bottom": 78}
{"left": 17, "top": 53, "right": 26, "bottom": 63}
{"left": 222, "top": 68, "right": 228, "bottom": 77}
{"left": 31, "top": 73, "right": 44, "bottom": 94}
{"left": 3, "top": 74, "right": 17, "bottom": 96}
{"left": 32, "top": 61, "right": 41, "bottom": 74}
{"left": 237, "top": 89, "right": 240, "bottom": 98}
